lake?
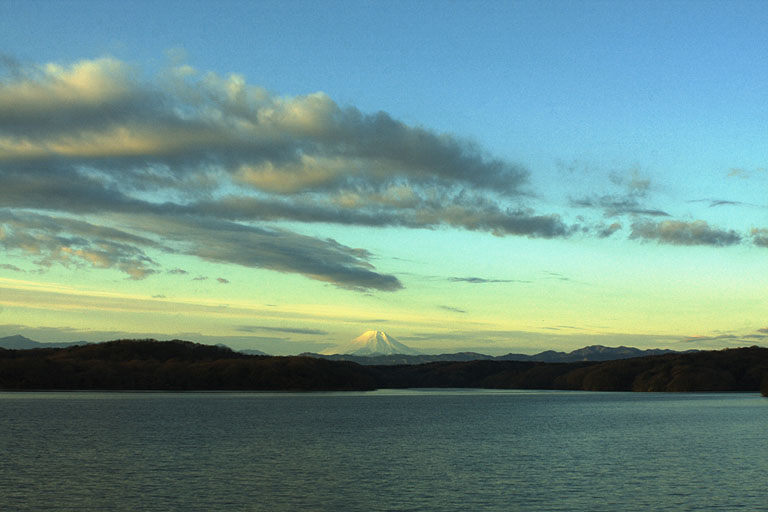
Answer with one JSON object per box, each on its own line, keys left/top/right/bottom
{"left": 1, "top": 390, "right": 766, "bottom": 511}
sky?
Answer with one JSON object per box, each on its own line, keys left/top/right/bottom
{"left": 0, "top": 0, "right": 766, "bottom": 355}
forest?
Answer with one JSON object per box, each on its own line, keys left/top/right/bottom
{"left": 2, "top": 339, "right": 768, "bottom": 394}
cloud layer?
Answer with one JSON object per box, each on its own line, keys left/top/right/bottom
{"left": 0, "top": 57, "right": 555, "bottom": 290}
{"left": 1, "top": 56, "right": 765, "bottom": 289}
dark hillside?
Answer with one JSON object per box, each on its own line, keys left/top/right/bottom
{"left": 1, "top": 340, "right": 767, "bottom": 393}
{"left": 554, "top": 346, "right": 768, "bottom": 392}
{"left": 0, "top": 339, "right": 376, "bottom": 391}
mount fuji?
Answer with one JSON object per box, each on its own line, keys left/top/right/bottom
{"left": 321, "top": 330, "right": 420, "bottom": 356}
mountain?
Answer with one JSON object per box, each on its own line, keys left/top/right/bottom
{"left": 309, "top": 344, "right": 691, "bottom": 365}
{"left": 315, "top": 351, "right": 493, "bottom": 365}
{"left": 239, "top": 349, "right": 269, "bottom": 356}
{"left": 0, "top": 335, "right": 88, "bottom": 350}
{"left": 497, "top": 345, "right": 687, "bottom": 363}
{"left": 320, "top": 330, "right": 421, "bottom": 356}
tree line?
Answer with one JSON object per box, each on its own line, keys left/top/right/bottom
{"left": 2, "top": 339, "right": 768, "bottom": 393}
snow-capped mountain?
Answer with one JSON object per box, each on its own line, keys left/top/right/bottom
{"left": 321, "top": 330, "right": 420, "bottom": 356}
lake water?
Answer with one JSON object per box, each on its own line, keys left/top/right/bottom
{"left": 1, "top": 390, "right": 767, "bottom": 511}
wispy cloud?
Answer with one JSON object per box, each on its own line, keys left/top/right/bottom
{"left": 236, "top": 325, "right": 329, "bottom": 335}
{"left": 448, "top": 276, "right": 530, "bottom": 284}
{"left": 571, "top": 169, "right": 669, "bottom": 218}
{"left": 630, "top": 220, "right": 741, "bottom": 247}
{"left": 0, "top": 210, "right": 160, "bottom": 279}
{"left": 438, "top": 305, "right": 467, "bottom": 314}
{"left": 680, "top": 334, "right": 740, "bottom": 343}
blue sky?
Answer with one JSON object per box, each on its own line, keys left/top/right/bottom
{"left": 0, "top": 0, "right": 766, "bottom": 354}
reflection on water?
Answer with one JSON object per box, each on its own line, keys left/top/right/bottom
{"left": 1, "top": 390, "right": 767, "bottom": 511}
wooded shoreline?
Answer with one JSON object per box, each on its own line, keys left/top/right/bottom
{"left": 2, "top": 340, "right": 768, "bottom": 395}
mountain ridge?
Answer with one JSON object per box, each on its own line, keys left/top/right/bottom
{"left": 1, "top": 334, "right": 693, "bottom": 363}
{"left": 0, "top": 335, "right": 89, "bottom": 350}
{"left": 307, "top": 344, "right": 693, "bottom": 365}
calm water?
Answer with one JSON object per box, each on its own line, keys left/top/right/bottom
{"left": 1, "top": 390, "right": 767, "bottom": 511}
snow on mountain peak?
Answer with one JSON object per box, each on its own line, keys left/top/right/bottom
{"left": 321, "top": 330, "right": 420, "bottom": 356}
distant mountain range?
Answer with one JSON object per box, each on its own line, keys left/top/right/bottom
{"left": 1, "top": 333, "right": 691, "bottom": 364}
{"left": 307, "top": 344, "right": 691, "bottom": 365}
{"left": 0, "top": 335, "right": 89, "bottom": 350}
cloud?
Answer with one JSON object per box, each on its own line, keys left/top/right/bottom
{"left": 438, "top": 305, "right": 467, "bottom": 314}
{"left": 596, "top": 222, "right": 622, "bottom": 238}
{"left": 680, "top": 334, "right": 740, "bottom": 343}
{"left": 728, "top": 168, "right": 750, "bottom": 179}
{"left": 727, "top": 167, "right": 767, "bottom": 180}
{"left": 216, "top": 277, "right": 230, "bottom": 284}
{"left": 1, "top": 55, "right": 761, "bottom": 291}
{"left": 541, "top": 271, "right": 571, "bottom": 281}
{"left": 687, "top": 198, "right": 764, "bottom": 209}
{"left": 2, "top": 56, "right": 580, "bottom": 291}
{"left": 751, "top": 228, "right": 768, "bottom": 248}
{"left": 0, "top": 57, "right": 530, "bottom": 199}
{"left": 630, "top": 220, "right": 741, "bottom": 247}
{"left": 448, "top": 276, "right": 529, "bottom": 284}
{"left": 236, "top": 325, "right": 329, "bottom": 335}
{"left": 0, "top": 263, "right": 23, "bottom": 272}
{"left": 0, "top": 210, "right": 159, "bottom": 279}
{"left": 571, "top": 169, "right": 669, "bottom": 218}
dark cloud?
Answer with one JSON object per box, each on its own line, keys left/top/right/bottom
{"left": 236, "top": 325, "right": 329, "bottom": 335}
{"left": 216, "top": 277, "right": 230, "bottom": 284}
{"left": 688, "top": 198, "right": 767, "bottom": 209}
{"left": 145, "top": 216, "right": 402, "bottom": 291}
{"left": 0, "top": 263, "right": 23, "bottom": 272}
{"left": 691, "top": 199, "right": 746, "bottom": 208}
{"left": 438, "top": 305, "right": 467, "bottom": 314}
{"left": 571, "top": 169, "right": 669, "bottom": 218}
{"left": 192, "top": 276, "right": 208, "bottom": 281}
{"left": 596, "top": 222, "right": 622, "bottom": 238}
{"left": 630, "top": 220, "right": 741, "bottom": 247}
{"left": 187, "top": 194, "right": 573, "bottom": 238}
{"left": 751, "top": 228, "right": 768, "bottom": 248}
{"left": 572, "top": 196, "right": 670, "bottom": 217}
{"left": 758, "top": 328, "right": 768, "bottom": 334}
{"left": 167, "top": 268, "right": 188, "bottom": 275}
{"left": 448, "top": 276, "right": 529, "bottom": 284}
{"left": 541, "top": 271, "right": 571, "bottom": 281}
{"left": 0, "top": 210, "right": 159, "bottom": 279}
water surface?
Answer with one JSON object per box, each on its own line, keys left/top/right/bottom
{"left": 1, "top": 390, "right": 766, "bottom": 511}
